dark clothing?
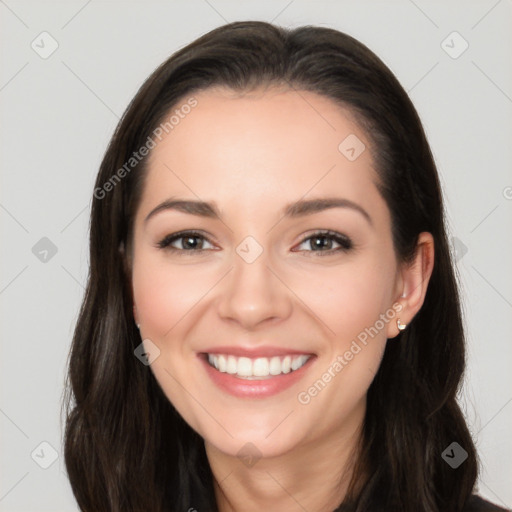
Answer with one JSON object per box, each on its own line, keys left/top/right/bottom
{"left": 332, "top": 493, "right": 510, "bottom": 511}
{"left": 464, "top": 494, "right": 510, "bottom": 511}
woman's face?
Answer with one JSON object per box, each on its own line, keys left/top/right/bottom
{"left": 131, "top": 86, "right": 404, "bottom": 459}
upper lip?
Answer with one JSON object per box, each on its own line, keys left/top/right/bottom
{"left": 200, "top": 345, "right": 315, "bottom": 358}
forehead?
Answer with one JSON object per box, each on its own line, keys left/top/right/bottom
{"left": 139, "top": 86, "right": 381, "bottom": 218}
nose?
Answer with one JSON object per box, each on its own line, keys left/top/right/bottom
{"left": 217, "top": 252, "right": 293, "bottom": 330}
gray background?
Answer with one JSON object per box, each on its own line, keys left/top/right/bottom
{"left": 1, "top": 1, "right": 511, "bottom": 510}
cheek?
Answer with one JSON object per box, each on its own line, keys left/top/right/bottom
{"left": 288, "top": 258, "right": 395, "bottom": 343}
{"left": 132, "top": 254, "right": 214, "bottom": 338}
{"left": 288, "top": 256, "right": 395, "bottom": 403}
{"left": 291, "top": 264, "right": 392, "bottom": 430}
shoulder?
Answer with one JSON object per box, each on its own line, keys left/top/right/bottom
{"left": 463, "top": 494, "right": 510, "bottom": 512}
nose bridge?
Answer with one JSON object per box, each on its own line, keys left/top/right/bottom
{"left": 217, "top": 241, "right": 292, "bottom": 329}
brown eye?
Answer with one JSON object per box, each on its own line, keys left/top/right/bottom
{"left": 294, "top": 230, "right": 353, "bottom": 255}
{"left": 156, "top": 231, "right": 215, "bottom": 253}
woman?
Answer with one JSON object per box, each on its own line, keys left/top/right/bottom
{"left": 62, "top": 21, "right": 509, "bottom": 512}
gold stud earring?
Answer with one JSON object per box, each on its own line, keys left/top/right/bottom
{"left": 397, "top": 319, "right": 407, "bottom": 331}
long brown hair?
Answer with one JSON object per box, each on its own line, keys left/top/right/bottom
{"left": 62, "top": 21, "right": 482, "bottom": 511}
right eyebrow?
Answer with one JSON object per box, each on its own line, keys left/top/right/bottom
{"left": 144, "top": 199, "right": 221, "bottom": 225}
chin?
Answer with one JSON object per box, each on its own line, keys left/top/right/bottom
{"left": 205, "top": 429, "right": 302, "bottom": 461}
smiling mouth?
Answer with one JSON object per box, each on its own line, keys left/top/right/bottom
{"left": 203, "top": 353, "right": 313, "bottom": 380}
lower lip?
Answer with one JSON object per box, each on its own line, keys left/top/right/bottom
{"left": 198, "top": 354, "right": 316, "bottom": 398}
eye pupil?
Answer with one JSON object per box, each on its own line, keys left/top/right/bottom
{"left": 183, "top": 236, "right": 200, "bottom": 249}
{"left": 312, "top": 236, "right": 331, "bottom": 250}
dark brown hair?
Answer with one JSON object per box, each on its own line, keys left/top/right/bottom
{"left": 62, "top": 20, "right": 487, "bottom": 511}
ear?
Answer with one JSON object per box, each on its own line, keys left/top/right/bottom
{"left": 386, "top": 232, "right": 435, "bottom": 338}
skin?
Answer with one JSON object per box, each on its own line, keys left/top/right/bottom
{"left": 130, "top": 86, "right": 434, "bottom": 512}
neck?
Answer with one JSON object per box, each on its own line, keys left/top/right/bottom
{"left": 205, "top": 399, "right": 366, "bottom": 512}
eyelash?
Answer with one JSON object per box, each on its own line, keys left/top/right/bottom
{"left": 156, "top": 229, "right": 353, "bottom": 256}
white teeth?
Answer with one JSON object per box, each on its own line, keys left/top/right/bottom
{"left": 291, "top": 355, "right": 309, "bottom": 371}
{"left": 253, "top": 357, "right": 270, "bottom": 377}
{"left": 269, "top": 356, "right": 281, "bottom": 375}
{"left": 206, "top": 353, "right": 311, "bottom": 378}
{"left": 226, "top": 355, "right": 237, "bottom": 374}
{"left": 217, "top": 355, "right": 227, "bottom": 372}
{"left": 237, "top": 357, "right": 252, "bottom": 377}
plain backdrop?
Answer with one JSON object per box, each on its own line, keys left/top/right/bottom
{"left": 1, "top": 1, "right": 511, "bottom": 510}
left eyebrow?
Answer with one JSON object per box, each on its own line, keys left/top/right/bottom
{"left": 283, "top": 197, "right": 372, "bottom": 226}
{"left": 144, "top": 196, "right": 372, "bottom": 226}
